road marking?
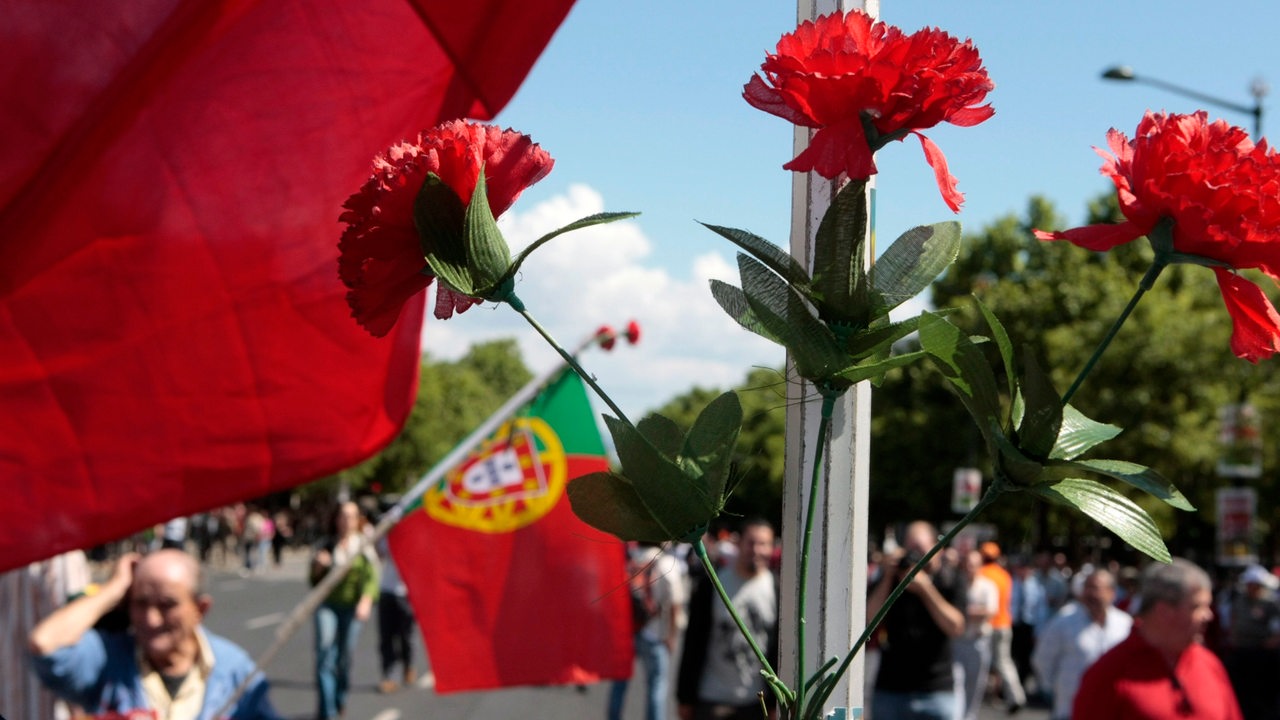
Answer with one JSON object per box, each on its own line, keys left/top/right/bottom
{"left": 371, "top": 711, "right": 401, "bottom": 720}
{"left": 417, "top": 671, "right": 435, "bottom": 690}
{"left": 244, "top": 612, "right": 284, "bottom": 630}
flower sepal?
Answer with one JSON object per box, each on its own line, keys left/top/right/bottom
{"left": 413, "top": 170, "right": 500, "bottom": 298}
{"left": 705, "top": 182, "right": 958, "bottom": 390}
{"left": 566, "top": 392, "right": 743, "bottom": 543}
{"left": 415, "top": 166, "right": 639, "bottom": 306}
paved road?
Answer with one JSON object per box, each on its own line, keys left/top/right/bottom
{"left": 199, "top": 552, "right": 1048, "bottom": 720}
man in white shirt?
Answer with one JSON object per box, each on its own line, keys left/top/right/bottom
{"left": 677, "top": 520, "right": 778, "bottom": 720}
{"left": 1032, "top": 568, "right": 1131, "bottom": 720}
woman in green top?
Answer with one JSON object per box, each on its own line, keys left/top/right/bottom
{"left": 310, "top": 501, "right": 379, "bottom": 719}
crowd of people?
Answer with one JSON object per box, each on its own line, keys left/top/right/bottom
{"left": 11, "top": 509, "right": 1280, "bottom": 720}
{"left": 863, "top": 525, "right": 1277, "bottom": 720}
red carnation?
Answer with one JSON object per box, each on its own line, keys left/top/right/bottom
{"left": 744, "top": 10, "right": 994, "bottom": 212}
{"left": 339, "top": 120, "right": 553, "bottom": 337}
{"left": 1036, "top": 111, "right": 1280, "bottom": 362}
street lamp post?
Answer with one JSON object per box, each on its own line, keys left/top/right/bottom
{"left": 1101, "top": 64, "right": 1267, "bottom": 138}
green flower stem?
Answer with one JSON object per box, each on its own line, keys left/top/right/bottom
{"left": 804, "top": 481, "right": 1005, "bottom": 719}
{"left": 695, "top": 540, "right": 794, "bottom": 706}
{"left": 1061, "top": 219, "right": 1174, "bottom": 406}
{"left": 794, "top": 391, "right": 838, "bottom": 715}
{"left": 508, "top": 294, "right": 632, "bottom": 427}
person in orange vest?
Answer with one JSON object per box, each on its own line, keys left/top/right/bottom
{"left": 978, "top": 541, "right": 1026, "bottom": 714}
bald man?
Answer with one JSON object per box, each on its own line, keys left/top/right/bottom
{"left": 29, "top": 549, "right": 280, "bottom": 719}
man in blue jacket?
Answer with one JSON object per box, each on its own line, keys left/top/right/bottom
{"left": 29, "top": 548, "right": 279, "bottom": 719}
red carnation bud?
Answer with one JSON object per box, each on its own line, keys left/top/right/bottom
{"left": 597, "top": 325, "right": 618, "bottom": 351}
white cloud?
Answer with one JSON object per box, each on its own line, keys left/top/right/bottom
{"left": 421, "top": 184, "right": 783, "bottom": 418}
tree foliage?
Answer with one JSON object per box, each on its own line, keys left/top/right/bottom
{"left": 321, "top": 339, "right": 533, "bottom": 496}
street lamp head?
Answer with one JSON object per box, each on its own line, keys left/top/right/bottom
{"left": 1251, "top": 77, "right": 1269, "bottom": 101}
{"left": 1102, "top": 65, "right": 1137, "bottom": 81}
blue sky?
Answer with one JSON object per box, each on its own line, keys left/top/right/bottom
{"left": 422, "top": 1, "right": 1280, "bottom": 419}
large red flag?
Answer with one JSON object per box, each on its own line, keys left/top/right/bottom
{"left": 0, "top": 0, "right": 575, "bottom": 572}
{"left": 390, "top": 370, "right": 633, "bottom": 692}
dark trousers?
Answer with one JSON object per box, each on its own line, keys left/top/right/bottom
{"left": 378, "top": 591, "right": 416, "bottom": 678}
{"left": 1226, "top": 646, "right": 1280, "bottom": 720}
{"left": 1011, "top": 621, "right": 1037, "bottom": 689}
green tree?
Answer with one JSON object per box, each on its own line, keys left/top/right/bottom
{"left": 318, "top": 339, "right": 533, "bottom": 496}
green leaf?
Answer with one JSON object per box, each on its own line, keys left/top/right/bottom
{"left": 1027, "top": 478, "right": 1171, "bottom": 562}
{"left": 833, "top": 350, "right": 928, "bottom": 386}
{"left": 974, "top": 297, "right": 1016, "bottom": 406}
{"left": 462, "top": 170, "right": 512, "bottom": 293}
{"left": 415, "top": 173, "right": 474, "bottom": 294}
{"left": 1050, "top": 404, "right": 1122, "bottom": 460}
{"left": 1057, "top": 458, "right": 1196, "bottom": 511}
{"left": 737, "top": 255, "right": 846, "bottom": 385}
{"left": 842, "top": 316, "right": 924, "bottom": 361}
{"left": 682, "top": 391, "right": 742, "bottom": 508}
{"left": 870, "top": 222, "right": 961, "bottom": 314}
{"left": 499, "top": 211, "right": 640, "bottom": 289}
{"left": 1017, "top": 351, "right": 1062, "bottom": 460}
{"left": 918, "top": 312, "right": 1004, "bottom": 449}
{"left": 601, "top": 412, "right": 711, "bottom": 535}
{"left": 566, "top": 472, "right": 671, "bottom": 542}
{"left": 709, "top": 280, "right": 783, "bottom": 344}
{"left": 700, "top": 222, "right": 810, "bottom": 289}
{"left": 636, "top": 414, "right": 684, "bottom": 458}
{"left": 604, "top": 416, "right": 713, "bottom": 540}
{"left": 811, "top": 180, "right": 869, "bottom": 325}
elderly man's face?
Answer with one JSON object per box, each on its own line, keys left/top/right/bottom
{"left": 1154, "top": 587, "right": 1214, "bottom": 650}
{"left": 129, "top": 554, "right": 207, "bottom": 665}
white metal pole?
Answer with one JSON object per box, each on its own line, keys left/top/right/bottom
{"left": 779, "top": 1, "right": 877, "bottom": 715}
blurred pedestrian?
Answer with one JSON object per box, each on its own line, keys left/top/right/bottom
{"left": 868, "top": 520, "right": 965, "bottom": 720}
{"left": 1072, "top": 558, "right": 1241, "bottom": 720}
{"left": 954, "top": 550, "right": 997, "bottom": 720}
{"left": 1222, "top": 564, "right": 1280, "bottom": 720}
{"left": 677, "top": 519, "right": 778, "bottom": 720}
{"left": 310, "top": 501, "right": 379, "bottom": 720}
{"left": 375, "top": 537, "right": 417, "bottom": 694}
{"left": 1010, "top": 557, "right": 1049, "bottom": 696}
{"left": 28, "top": 549, "right": 280, "bottom": 719}
{"left": 1033, "top": 568, "right": 1131, "bottom": 720}
{"left": 2, "top": 550, "right": 89, "bottom": 720}
{"left": 978, "top": 541, "right": 1025, "bottom": 714}
{"left": 609, "top": 541, "right": 686, "bottom": 720}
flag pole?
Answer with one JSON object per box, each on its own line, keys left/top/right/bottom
{"left": 214, "top": 322, "right": 637, "bottom": 717}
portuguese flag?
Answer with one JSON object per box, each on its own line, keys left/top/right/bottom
{"left": 389, "top": 370, "right": 633, "bottom": 692}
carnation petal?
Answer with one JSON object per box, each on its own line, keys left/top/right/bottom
{"left": 1215, "top": 268, "right": 1280, "bottom": 362}
{"left": 434, "top": 285, "right": 483, "bottom": 320}
{"left": 948, "top": 104, "right": 995, "bottom": 128}
{"left": 1033, "top": 221, "right": 1144, "bottom": 252}
{"left": 785, "top": 120, "right": 876, "bottom": 179}
{"left": 913, "top": 132, "right": 963, "bottom": 213}
{"left": 347, "top": 260, "right": 432, "bottom": 338}
{"left": 743, "top": 75, "right": 815, "bottom": 127}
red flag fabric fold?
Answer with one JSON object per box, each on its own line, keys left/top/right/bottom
{"left": 389, "top": 371, "right": 632, "bottom": 692}
{"left": 0, "top": 0, "right": 574, "bottom": 572}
